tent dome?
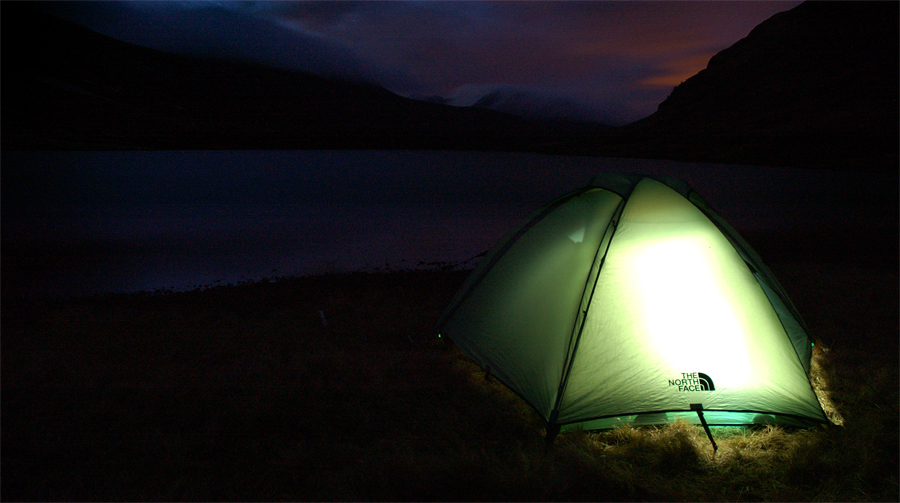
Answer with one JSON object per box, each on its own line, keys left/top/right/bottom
{"left": 437, "top": 174, "right": 827, "bottom": 432}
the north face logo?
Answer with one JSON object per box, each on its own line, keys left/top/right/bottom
{"left": 669, "top": 372, "right": 715, "bottom": 392}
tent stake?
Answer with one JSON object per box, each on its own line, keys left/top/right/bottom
{"left": 545, "top": 422, "right": 561, "bottom": 451}
{"left": 690, "top": 404, "right": 718, "bottom": 455}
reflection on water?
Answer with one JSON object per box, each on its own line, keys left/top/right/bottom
{"left": 2, "top": 150, "right": 896, "bottom": 298}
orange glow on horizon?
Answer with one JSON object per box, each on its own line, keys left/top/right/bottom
{"left": 638, "top": 53, "right": 716, "bottom": 89}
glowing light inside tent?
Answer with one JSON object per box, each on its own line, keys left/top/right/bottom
{"left": 629, "top": 233, "right": 753, "bottom": 387}
{"left": 442, "top": 177, "right": 829, "bottom": 431}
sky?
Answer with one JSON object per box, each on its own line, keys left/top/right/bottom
{"left": 43, "top": 1, "right": 803, "bottom": 125}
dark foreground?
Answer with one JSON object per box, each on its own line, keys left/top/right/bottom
{"left": 2, "top": 248, "right": 898, "bottom": 500}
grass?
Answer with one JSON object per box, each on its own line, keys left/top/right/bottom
{"left": 2, "top": 260, "right": 897, "bottom": 501}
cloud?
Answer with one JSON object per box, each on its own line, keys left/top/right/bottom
{"left": 42, "top": 1, "right": 415, "bottom": 89}
{"left": 251, "top": 1, "right": 801, "bottom": 123}
{"left": 42, "top": 1, "right": 803, "bottom": 125}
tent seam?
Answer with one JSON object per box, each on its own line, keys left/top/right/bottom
{"left": 550, "top": 190, "right": 631, "bottom": 423}
{"left": 434, "top": 187, "right": 592, "bottom": 334}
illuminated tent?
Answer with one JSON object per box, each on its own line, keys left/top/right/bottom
{"left": 436, "top": 174, "right": 828, "bottom": 435}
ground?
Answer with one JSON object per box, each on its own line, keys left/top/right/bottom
{"left": 1, "top": 250, "right": 897, "bottom": 501}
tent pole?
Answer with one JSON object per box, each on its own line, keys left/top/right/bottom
{"left": 690, "top": 404, "right": 718, "bottom": 455}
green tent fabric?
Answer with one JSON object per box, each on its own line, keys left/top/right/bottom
{"left": 436, "top": 174, "right": 828, "bottom": 432}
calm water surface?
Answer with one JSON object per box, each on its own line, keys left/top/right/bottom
{"left": 2, "top": 150, "right": 895, "bottom": 298}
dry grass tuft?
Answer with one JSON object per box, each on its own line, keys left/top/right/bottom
{"left": 2, "top": 266, "right": 897, "bottom": 501}
{"left": 810, "top": 340, "right": 846, "bottom": 426}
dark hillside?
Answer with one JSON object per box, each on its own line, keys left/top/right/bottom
{"left": 2, "top": 2, "right": 895, "bottom": 171}
{"left": 602, "top": 1, "right": 899, "bottom": 171}
{"left": 0, "top": 4, "right": 574, "bottom": 151}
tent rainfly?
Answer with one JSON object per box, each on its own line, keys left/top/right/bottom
{"left": 436, "top": 173, "right": 828, "bottom": 437}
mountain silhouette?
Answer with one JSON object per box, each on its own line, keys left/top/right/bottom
{"left": 606, "top": 1, "right": 898, "bottom": 171}
{"left": 2, "top": 2, "right": 896, "bottom": 172}
{"left": 0, "top": 3, "right": 567, "bottom": 151}
{"left": 472, "top": 87, "right": 610, "bottom": 124}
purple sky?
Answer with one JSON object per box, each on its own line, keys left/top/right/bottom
{"left": 44, "top": 1, "right": 803, "bottom": 125}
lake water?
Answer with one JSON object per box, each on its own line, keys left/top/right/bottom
{"left": 2, "top": 150, "right": 896, "bottom": 298}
